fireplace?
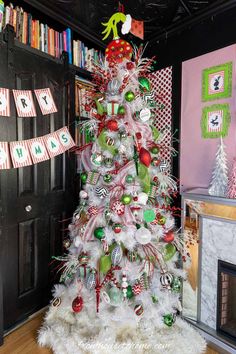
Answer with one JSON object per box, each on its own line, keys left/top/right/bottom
{"left": 217, "top": 260, "right": 236, "bottom": 342}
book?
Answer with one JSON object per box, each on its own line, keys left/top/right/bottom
{"left": 66, "top": 28, "right": 72, "bottom": 64}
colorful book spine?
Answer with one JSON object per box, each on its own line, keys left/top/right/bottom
{"left": 66, "top": 28, "right": 72, "bottom": 64}
{"left": 0, "top": 0, "right": 4, "bottom": 33}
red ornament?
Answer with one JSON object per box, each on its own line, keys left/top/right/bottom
{"left": 106, "top": 119, "right": 119, "bottom": 132}
{"left": 72, "top": 296, "right": 83, "bottom": 313}
{"left": 163, "top": 231, "right": 175, "bottom": 243}
{"left": 139, "top": 147, "right": 151, "bottom": 167}
{"left": 132, "top": 282, "right": 142, "bottom": 295}
{"left": 105, "top": 39, "right": 133, "bottom": 63}
{"left": 136, "top": 132, "right": 142, "bottom": 140}
{"left": 113, "top": 223, "right": 122, "bottom": 234}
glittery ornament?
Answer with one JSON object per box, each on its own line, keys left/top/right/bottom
{"left": 100, "top": 254, "right": 112, "bottom": 273}
{"left": 72, "top": 296, "right": 83, "bottom": 313}
{"left": 143, "top": 209, "right": 156, "bottom": 222}
{"left": 111, "top": 244, "right": 122, "bottom": 265}
{"left": 112, "top": 223, "right": 122, "bottom": 233}
{"left": 139, "top": 108, "right": 151, "bottom": 122}
{"left": 134, "top": 303, "right": 144, "bottom": 316}
{"left": 80, "top": 172, "right": 87, "bottom": 183}
{"left": 163, "top": 313, "right": 176, "bottom": 327}
{"left": 132, "top": 282, "right": 142, "bottom": 295}
{"left": 125, "top": 91, "right": 135, "bottom": 102}
{"left": 88, "top": 206, "right": 99, "bottom": 216}
{"left": 103, "top": 174, "right": 113, "bottom": 183}
{"left": 94, "top": 227, "right": 105, "bottom": 240}
{"left": 118, "top": 105, "right": 125, "bottom": 115}
{"left": 126, "top": 174, "right": 134, "bottom": 183}
{"left": 163, "top": 243, "right": 176, "bottom": 261}
{"left": 95, "top": 186, "right": 109, "bottom": 198}
{"left": 111, "top": 200, "right": 125, "bottom": 215}
{"left": 139, "top": 147, "right": 151, "bottom": 167}
{"left": 126, "top": 61, "right": 134, "bottom": 70}
{"left": 63, "top": 238, "right": 71, "bottom": 249}
{"left": 171, "top": 277, "right": 182, "bottom": 293}
{"left": 138, "top": 77, "right": 151, "bottom": 92}
{"left": 52, "top": 297, "right": 61, "bottom": 307}
{"left": 121, "top": 194, "right": 132, "bottom": 205}
{"left": 163, "top": 230, "right": 175, "bottom": 243}
{"left": 103, "top": 157, "right": 114, "bottom": 168}
{"left": 135, "top": 226, "right": 152, "bottom": 245}
{"left": 106, "top": 119, "right": 119, "bottom": 131}
{"left": 86, "top": 269, "right": 96, "bottom": 290}
{"left": 160, "top": 272, "right": 173, "bottom": 288}
{"left": 91, "top": 153, "right": 103, "bottom": 167}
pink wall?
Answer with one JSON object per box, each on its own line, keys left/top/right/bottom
{"left": 180, "top": 44, "right": 236, "bottom": 192}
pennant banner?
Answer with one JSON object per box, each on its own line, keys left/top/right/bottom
{"left": 0, "top": 87, "right": 57, "bottom": 117}
{"left": 12, "top": 90, "right": 37, "bottom": 117}
{"left": 0, "top": 127, "right": 75, "bottom": 170}
{"left": 34, "top": 88, "right": 57, "bottom": 115}
{"left": 0, "top": 88, "right": 10, "bottom": 117}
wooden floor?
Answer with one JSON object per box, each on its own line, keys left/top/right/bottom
{"left": 0, "top": 313, "right": 219, "bottom": 354}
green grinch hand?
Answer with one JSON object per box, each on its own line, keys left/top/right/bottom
{"left": 102, "top": 12, "right": 127, "bottom": 40}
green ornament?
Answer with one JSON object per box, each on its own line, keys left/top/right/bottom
{"left": 103, "top": 174, "right": 112, "bottom": 183}
{"left": 121, "top": 194, "right": 132, "bottom": 205}
{"left": 125, "top": 91, "right": 135, "bottom": 102}
{"left": 118, "top": 105, "right": 125, "bottom": 115}
{"left": 163, "top": 243, "right": 176, "bottom": 261}
{"left": 80, "top": 172, "right": 87, "bottom": 184}
{"left": 138, "top": 77, "right": 151, "bottom": 92}
{"left": 125, "top": 174, "right": 134, "bottom": 183}
{"left": 151, "top": 146, "right": 159, "bottom": 154}
{"left": 171, "top": 277, "right": 182, "bottom": 293}
{"left": 143, "top": 209, "right": 156, "bottom": 223}
{"left": 163, "top": 313, "right": 175, "bottom": 327}
{"left": 100, "top": 255, "right": 112, "bottom": 274}
{"left": 94, "top": 227, "right": 105, "bottom": 240}
{"left": 126, "top": 285, "right": 134, "bottom": 299}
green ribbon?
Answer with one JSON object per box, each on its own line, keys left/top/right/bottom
{"left": 138, "top": 162, "right": 151, "bottom": 193}
{"left": 151, "top": 126, "right": 160, "bottom": 142}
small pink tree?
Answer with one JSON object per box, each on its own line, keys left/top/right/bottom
{"left": 227, "top": 158, "right": 236, "bottom": 199}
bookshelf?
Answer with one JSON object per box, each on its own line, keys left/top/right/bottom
{"left": 0, "top": 0, "right": 105, "bottom": 71}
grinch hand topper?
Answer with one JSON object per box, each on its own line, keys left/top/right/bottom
{"left": 102, "top": 12, "right": 144, "bottom": 63}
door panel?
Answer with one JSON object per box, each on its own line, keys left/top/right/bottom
{"left": 0, "top": 33, "right": 76, "bottom": 333}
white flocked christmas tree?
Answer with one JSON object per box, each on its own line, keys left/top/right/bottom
{"left": 38, "top": 12, "right": 206, "bottom": 354}
{"left": 208, "top": 137, "right": 228, "bottom": 197}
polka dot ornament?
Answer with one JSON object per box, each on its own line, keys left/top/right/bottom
{"left": 105, "top": 39, "right": 133, "bottom": 63}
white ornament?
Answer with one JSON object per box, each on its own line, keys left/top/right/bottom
{"left": 137, "top": 192, "right": 148, "bottom": 205}
{"left": 139, "top": 108, "right": 151, "bottom": 122}
{"left": 79, "top": 190, "right": 88, "bottom": 199}
{"left": 135, "top": 227, "right": 152, "bottom": 245}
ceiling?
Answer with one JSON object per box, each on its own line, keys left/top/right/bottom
{"left": 34, "top": 0, "right": 236, "bottom": 46}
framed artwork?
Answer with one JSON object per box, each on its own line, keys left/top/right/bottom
{"left": 202, "top": 62, "right": 232, "bottom": 101}
{"left": 201, "top": 104, "right": 231, "bottom": 138}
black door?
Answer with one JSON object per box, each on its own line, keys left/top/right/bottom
{"left": 0, "top": 27, "right": 76, "bottom": 340}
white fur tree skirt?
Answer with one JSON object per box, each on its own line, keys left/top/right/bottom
{"left": 38, "top": 316, "right": 206, "bottom": 354}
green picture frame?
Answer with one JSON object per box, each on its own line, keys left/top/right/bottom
{"left": 202, "top": 62, "right": 232, "bottom": 101}
{"left": 201, "top": 104, "right": 231, "bottom": 138}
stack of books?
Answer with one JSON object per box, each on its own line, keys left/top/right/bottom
{"left": 0, "top": 2, "right": 104, "bottom": 68}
